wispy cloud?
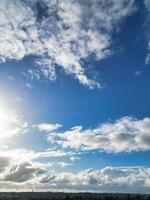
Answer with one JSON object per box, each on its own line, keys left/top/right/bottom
{"left": 144, "top": 0, "right": 150, "bottom": 65}
{"left": 26, "top": 83, "right": 32, "bottom": 89}
{"left": 0, "top": 110, "right": 28, "bottom": 138}
{"left": 0, "top": 0, "right": 136, "bottom": 88}
{"left": 33, "top": 123, "right": 62, "bottom": 133}
{"left": 0, "top": 148, "right": 78, "bottom": 166}
{"left": 135, "top": 70, "right": 142, "bottom": 77}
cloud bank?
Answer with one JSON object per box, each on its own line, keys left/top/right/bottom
{"left": 0, "top": 115, "right": 150, "bottom": 192}
{"left": 48, "top": 117, "right": 150, "bottom": 153}
{"left": 0, "top": 151, "right": 149, "bottom": 193}
{"left": 0, "top": 0, "right": 136, "bottom": 88}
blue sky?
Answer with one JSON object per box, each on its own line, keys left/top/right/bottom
{"left": 0, "top": 0, "right": 150, "bottom": 193}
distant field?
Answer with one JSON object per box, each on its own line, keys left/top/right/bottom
{"left": 0, "top": 192, "right": 149, "bottom": 200}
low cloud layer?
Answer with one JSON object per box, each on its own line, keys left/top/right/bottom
{"left": 0, "top": 0, "right": 136, "bottom": 88}
{"left": 39, "top": 166, "right": 150, "bottom": 193}
{"left": 0, "top": 152, "right": 150, "bottom": 193}
{"left": 1, "top": 116, "right": 149, "bottom": 192}
{"left": 48, "top": 117, "right": 150, "bottom": 153}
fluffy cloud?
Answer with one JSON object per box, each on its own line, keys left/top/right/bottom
{"left": 0, "top": 161, "right": 150, "bottom": 193}
{"left": 39, "top": 166, "right": 150, "bottom": 193}
{"left": 47, "top": 117, "right": 150, "bottom": 153}
{"left": 2, "top": 161, "right": 46, "bottom": 183}
{"left": 33, "top": 123, "right": 62, "bottom": 132}
{"left": 0, "top": 149, "right": 73, "bottom": 183}
{"left": 0, "top": 150, "right": 44, "bottom": 183}
{"left": 0, "top": 0, "right": 136, "bottom": 88}
{"left": 0, "top": 149, "right": 149, "bottom": 193}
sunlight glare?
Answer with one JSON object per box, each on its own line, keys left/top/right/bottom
{"left": 0, "top": 99, "right": 25, "bottom": 139}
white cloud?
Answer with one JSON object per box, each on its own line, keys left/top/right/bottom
{"left": 33, "top": 123, "right": 62, "bottom": 132}
{"left": 35, "top": 149, "right": 77, "bottom": 161}
{"left": 47, "top": 116, "right": 150, "bottom": 153}
{"left": 2, "top": 161, "right": 46, "bottom": 183}
{"left": 0, "top": 150, "right": 44, "bottom": 183}
{"left": 47, "top": 161, "right": 72, "bottom": 168}
{"left": 145, "top": 40, "right": 150, "bottom": 65}
{"left": 0, "top": 149, "right": 73, "bottom": 187}
{"left": 0, "top": 149, "right": 149, "bottom": 193}
{"left": 0, "top": 157, "right": 149, "bottom": 193}
{"left": 0, "top": 148, "right": 77, "bottom": 167}
{"left": 0, "top": 107, "right": 28, "bottom": 138}
{"left": 0, "top": 149, "right": 72, "bottom": 182}
{"left": 0, "top": 0, "right": 136, "bottom": 88}
{"left": 39, "top": 166, "right": 150, "bottom": 193}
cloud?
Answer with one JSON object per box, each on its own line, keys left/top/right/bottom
{"left": 0, "top": 149, "right": 149, "bottom": 193}
{"left": 135, "top": 70, "right": 142, "bottom": 77}
{"left": 33, "top": 123, "right": 62, "bottom": 133}
{"left": 2, "top": 161, "right": 46, "bottom": 183}
{"left": 144, "top": 0, "right": 150, "bottom": 11}
{"left": 35, "top": 149, "right": 78, "bottom": 161}
{"left": 47, "top": 116, "right": 150, "bottom": 153}
{"left": 0, "top": 109, "right": 28, "bottom": 138}
{"left": 39, "top": 166, "right": 150, "bottom": 193}
{"left": 26, "top": 83, "right": 32, "bottom": 89}
{"left": 7, "top": 75, "right": 15, "bottom": 81}
{"left": 47, "top": 161, "right": 72, "bottom": 168}
{"left": 145, "top": 43, "right": 150, "bottom": 64}
{"left": 0, "top": 160, "right": 150, "bottom": 193}
{"left": 0, "top": 149, "right": 73, "bottom": 183}
{"left": 0, "top": 0, "right": 136, "bottom": 88}
{"left": 0, "top": 156, "right": 10, "bottom": 173}
{"left": 144, "top": 0, "right": 150, "bottom": 64}
{"left": 0, "top": 151, "right": 40, "bottom": 183}
{"left": 0, "top": 148, "right": 77, "bottom": 162}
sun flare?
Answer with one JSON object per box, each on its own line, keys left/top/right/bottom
{"left": 0, "top": 100, "right": 26, "bottom": 139}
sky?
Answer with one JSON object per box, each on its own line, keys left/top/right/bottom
{"left": 0, "top": 0, "right": 150, "bottom": 194}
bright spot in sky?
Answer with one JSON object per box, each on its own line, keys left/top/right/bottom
{"left": 0, "top": 99, "right": 27, "bottom": 139}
